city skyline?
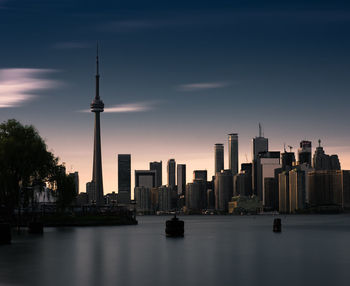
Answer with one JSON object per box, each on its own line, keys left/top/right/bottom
{"left": 0, "top": 0, "right": 350, "bottom": 194}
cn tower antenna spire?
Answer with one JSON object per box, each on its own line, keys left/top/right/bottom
{"left": 96, "top": 42, "right": 99, "bottom": 75}
{"left": 95, "top": 42, "right": 100, "bottom": 100}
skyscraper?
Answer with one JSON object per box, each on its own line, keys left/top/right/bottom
{"left": 118, "top": 154, "right": 131, "bottom": 204}
{"left": 298, "top": 140, "right": 312, "bottom": 165}
{"left": 90, "top": 47, "right": 104, "bottom": 205}
{"left": 214, "top": 170, "right": 233, "bottom": 212}
{"left": 150, "top": 161, "right": 162, "bottom": 187}
{"left": 135, "top": 170, "right": 156, "bottom": 188}
{"left": 177, "top": 164, "right": 186, "bottom": 195}
{"left": 167, "top": 159, "right": 176, "bottom": 188}
{"left": 252, "top": 124, "right": 268, "bottom": 195}
{"left": 256, "top": 151, "right": 281, "bottom": 205}
{"left": 228, "top": 133, "right": 238, "bottom": 175}
{"left": 252, "top": 124, "right": 268, "bottom": 161}
{"left": 214, "top": 143, "right": 224, "bottom": 174}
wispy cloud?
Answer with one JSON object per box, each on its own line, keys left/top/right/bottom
{"left": 53, "top": 41, "right": 90, "bottom": 49}
{"left": 0, "top": 68, "right": 58, "bottom": 108}
{"left": 178, "top": 81, "right": 230, "bottom": 92}
{"left": 80, "top": 102, "right": 156, "bottom": 113}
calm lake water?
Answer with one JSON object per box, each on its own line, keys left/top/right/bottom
{"left": 1, "top": 215, "right": 350, "bottom": 286}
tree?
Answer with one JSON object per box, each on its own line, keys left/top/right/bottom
{"left": 0, "top": 119, "right": 58, "bottom": 214}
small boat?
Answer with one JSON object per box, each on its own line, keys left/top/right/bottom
{"left": 165, "top": 214, "right": 184, "bottom": 237}
{"left": 273, "top": 218, "right": 282, "bottom": 232}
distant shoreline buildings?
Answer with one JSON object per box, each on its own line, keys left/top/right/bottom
{"left": 76, "top": 53, "right": 349, "bottom": 214}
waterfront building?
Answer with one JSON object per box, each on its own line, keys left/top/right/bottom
{"left": 228, "top": 133, "right": 239, "bottom": 175}
{"left": 158, "top": 186, "right": 172, "bottom": 212}
{"left": 150, "top": 187, "right": 159, "bottom": 212}
{"left": 185, "top": 180, "right": 207, "bottom": 213}
{"left": 214, "top": 170, "right": 233, "bottom": 212}
{"left": 289, "top": 168, "right": 306, "bottom": 213}
{"left": 214, "top": 143, "right": 224, "bottom": 174}
{"left": 150, "top": 161, "right": 162, "bottom": 187}
{"left": 177, "top": 164, "right": 186, "bottom": 195}
{"left": 90, "top": 48, "right": 105, "bottom": 205}
{"left": 278, "top": 171, "right": 289, "bottom": 213}
{"left": 307, "top": 170, "right": 342, "bottom": 208}
{"left": 134, "top": 186, "right": 151, "bottom": 213}
{"left": 105, "top": 191, "right": 118, "bottom": 205}
{"left": 76, "top": 192, "right": 89, "bottom": 206}
{"left": 341, "top": 170, "right": 350, "bottom": 209}
{"left": 167, "top": 159, "right": 176, "bottom": 188}
{"left": 256, "top": 151, "right": 281, "bottom": 205}
{"left": 118, "top": 154, "right": 131, "bottom": 205}
{"left": 234, "top": 163, "right": 252, "bottom": 196}
{"left": 233, "top": 171, "right": 252, "bottom": 197}
{"left": 264, "top": 177, "right": 276, "bottom": 210}
{"left": 298, "top": 140, "right": 312, "bottom": 165}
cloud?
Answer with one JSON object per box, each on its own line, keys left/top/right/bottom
{"left": 80, "top": 102, "right": 156, "bottom": 113}
{"left": 53, "top": 41, "right": 90, "bottom": 49}
{"left": 178, "top": 82, "right": 230, "bottom": 91}
{"left": 0, "top": 68, "right": 58, "bottom": 108}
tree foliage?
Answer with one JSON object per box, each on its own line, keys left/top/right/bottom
{"left": 0, "top": 119, "right": 58, "bottom": 212}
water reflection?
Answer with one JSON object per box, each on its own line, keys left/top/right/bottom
{"left": 1, "top": 215, "right": 350, "bottom": 286}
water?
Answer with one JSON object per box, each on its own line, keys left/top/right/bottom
{"left": 1, "top": 215, "right": 350, "bottom": 286}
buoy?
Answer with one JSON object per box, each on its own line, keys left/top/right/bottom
{"left": 165, "top": 213, "right": 184, "bottom": 237}
{"left": 28, "top": 222, "right": 43, "bottom": 234}
{"left": 273, "top": 218, "right": 282, "bottom": 232}
{"left": 0, "top": 223, "right": 11, "bottom": 244}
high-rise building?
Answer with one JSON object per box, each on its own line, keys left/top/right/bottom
{"left": 214, "top": 170, "right": 233, "bottom": 212}
{"left": 234, "top": 170, "right": 252, "bottom": 197}
{"left": 256, "top": 151, "right": 281, "bottom": 205}
{"left": 185, "top": 180, "right": 207, "bottom": 213}
{"left": 264, "top": 178, "right": 276, "bottom": 210}
{"left": 158, "top": 186, "right": 172, "bottom": 212}
{"left": 177, "top": 164, "right": 186, "bottom": 195}
{"left": 167, "top": 159, "right": 176, "bottom": 188}
{"left": 214, "top": 143, "right": 224, "bottom": 174}
{"left": 252, "top": 124, "right": 268, "bottom": 195}
{"left": 313, "top": 140, "right": 341, "bottom": 171}
{"left": 118, "top": 154, "right": 131, "bottom": 204}
{"left": 228, "top": 133, "right": 239, "bottom": 175}
{"left": 134, "top": 186, "right": 151, "bottom": 213}
{"left": 86, "top": 181, "right": 96, "bottom": 204}
{"left": 278, "top": 171, "right": 289, "bottom": 213}
{"left": 68, "top": 172, "right": 79, "bottom": 196}
{"left": 281, "top": 152, "right": 295, "bottom": 170}
{"left": 289, "top": 168, "right": 306, "bottom": 213}
{"left": 150, "top": 161, "right": 162, "bottom": 187}
{"left": 90, "top": 48, "right": 105, "bottom": 205}
{"left": 252, "top": 124, "right": 268, "bottom": 161}
{"left": 193, "top": 170, "right": 207, "bottom": 181}
{"left": 298, "top": 140, "right": 312, "bottom": 165}
{"left": 135, "top": 170, "right": 156, "bottom": 188}
{"left": 307, "top": 170, "right": 342, "bottom": 208}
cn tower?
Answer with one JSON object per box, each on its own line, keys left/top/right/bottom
{"left": 90, "top": 46, "right": 104, "bottom": 205}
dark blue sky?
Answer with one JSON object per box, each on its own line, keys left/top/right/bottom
{"left": 1, "top": 0, "right": 350, "bottom": 192}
